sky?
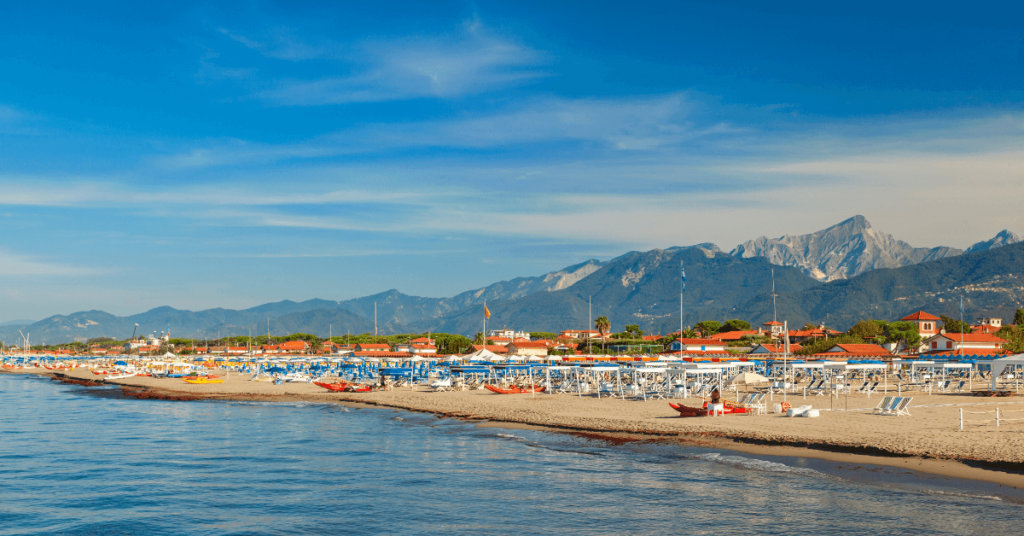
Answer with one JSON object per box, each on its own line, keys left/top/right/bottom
{"left": 2, "top": 0, "right": 1023, "bottom": 322}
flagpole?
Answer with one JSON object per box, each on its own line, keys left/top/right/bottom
{"left": 680, "top": 262, "right": 685, "bottom": 359}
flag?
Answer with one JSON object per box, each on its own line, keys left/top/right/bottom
{"left": 484, "top": 304, "right": 491, "bottom": 319}
{"left": 681, "top": 264, "right": 686, "bottom": 290}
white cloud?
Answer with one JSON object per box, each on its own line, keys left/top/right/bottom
{"left": 252, "top": 19, "right": 545, "bottom": 105}
{"left": 160, "top": 93, "right": 701, "bottom": 168}
{"left": 0, "top": 248, "right": 106, "bottom": 276}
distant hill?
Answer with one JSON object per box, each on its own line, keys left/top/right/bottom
{"left": 410, "top": 245, "right": 822, "bottom": 335}
{"left": 966, "top": 230, "right": 1021, "bottom": 254}
{"left": 7, "top": 220, "right": 1024, "bottom": 344}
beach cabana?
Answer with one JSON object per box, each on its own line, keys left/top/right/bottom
{"left": 980, "top": 354, "right": 1024, "bottom": 390}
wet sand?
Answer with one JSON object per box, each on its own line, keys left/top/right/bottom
{"left": 8, "top": 366, "right": 1024, "bottom": 487}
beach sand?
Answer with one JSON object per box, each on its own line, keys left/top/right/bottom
{"left": 8, "top": 366, "right": 1024, "bottom": 487}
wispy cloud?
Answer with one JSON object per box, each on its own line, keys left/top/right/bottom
{"left": 239, "top": 18, "right": 545, "bottom": 105}
{"left": 160, "top": 93, "right": 704, "bottom": 168}
{"left": 0, "top": 248, "right": 107, "bottom": 276}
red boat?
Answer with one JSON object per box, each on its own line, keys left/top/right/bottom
{"left": 345, "top": 384, "right": 372, "bottom": 392}
{"left": 484, "top": 384, "right": 546, "bottom": 394}
{"left": 314, "top": 381, "right": 351, "bottom": 392}
{"left": 669, "top": 402, "right": 749, "bottom": 417}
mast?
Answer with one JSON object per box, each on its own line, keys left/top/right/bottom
{"left": 680, "top": 262, "right": 685, "bottom": 359}
{"left": 374, "top": 301, "right": 378, "bottom": 344}
{"left": 771, "top": 268, "right": 778, "bottom": 324}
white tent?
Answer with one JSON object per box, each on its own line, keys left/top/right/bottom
{"left": 463, "top": 348, "right": 503, "bottom": 362}
{"left": 981, "top": 354, "right": 1024, "bottom": 389}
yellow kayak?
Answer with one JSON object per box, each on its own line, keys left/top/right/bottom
{"left": 183, "top": 378, "right": 225, "bottom": 384}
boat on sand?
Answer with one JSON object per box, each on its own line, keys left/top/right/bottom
{"left": 668, "top": 402, "right": 750, "bottom": 417}
{"left": 484, "top": 384, "right": 546, "bottom": 394}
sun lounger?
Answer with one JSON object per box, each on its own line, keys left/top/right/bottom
{"left": 893, "top": 397, "right": 912, "bottom": 416}
{"left": 855, "top": 381, "right": 870, "bottom": 394}
{"left": 864, "top": 382, "right": 880, "bottom": 395}
{"left": 955, "top": 380, "right": 967, "bottom": 393}
{"left": 871, "top": 396, "right": 894, "bottom": 414}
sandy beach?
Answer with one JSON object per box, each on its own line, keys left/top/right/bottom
{"left": 8, "top": 366, "right": 1024, "bottom": 487}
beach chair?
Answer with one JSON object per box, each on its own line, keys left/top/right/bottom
{"left": 864, "top": 382, "right": 880, "bottom": 395}
{"left": 955, "top": 380, "right": 967, "bottom": 393}
{"left": 430, "top": 377, "right": 452, "bottom": 392}
{"left": 855, "top": 381, "right": 870, "bottom": 394}
{"left": 871, "top": 396, "right": 894, "bottom": 414}
{"left": 893, "top": 397, "right": 913, "bottom": 416}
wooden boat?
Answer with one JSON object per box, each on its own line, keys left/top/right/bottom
{"left": 669, "top": 402, "right": 750, "bottom": 417}
{"left": 183, "top": 378, "right": 225, "bottom": 384}
{"left": 314, "top": 381, "right": 351, "bottom": 392}
{"left": 484, "top": 384, "right": 546, "bottom": 394}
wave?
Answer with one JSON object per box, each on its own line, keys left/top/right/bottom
{"left": 694, "top": 453, "right": 821, "bottom": 476}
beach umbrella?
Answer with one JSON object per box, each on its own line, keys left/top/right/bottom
{"left": 726, "top": 372, "right": 768, "bottom": 385}
{"left": 727, "top": 371, "right": 769, "bottom": 400}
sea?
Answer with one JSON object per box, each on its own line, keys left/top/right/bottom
{"left": 1, "top": 373, "right": 1021, "bottom": 535}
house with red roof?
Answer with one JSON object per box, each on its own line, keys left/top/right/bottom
{"left": 668, "top": 338, "right": 728, "bottom": 353}
{"left": 901, "top": 311, "right": 940, "bottom": 338}
{"left": 824, "top": 343, "right": 891, "bottom": 355}
{"left": 279, "top": 341, "right": 310, "bottom": 353}
{"left": 355, "top": 343, "right": 390, "bottom": 352}
{"left": 506, "top": 341, "right": 552, "bottom": 357}
{"left": 923, "top": 333, "right": 1007, "bottom": 354}
{"left": 748, "top": 343, "right": 803, "bottom": 355}
{"left": 709, "top": 330, "right": 757, "bottom": 342}
{"left": 762, "top": 320, "right": 785, "bottom": 337}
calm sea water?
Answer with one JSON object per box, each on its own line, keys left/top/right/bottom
{"left": 1, "top": 373, "right": 1021, "bottom": 535}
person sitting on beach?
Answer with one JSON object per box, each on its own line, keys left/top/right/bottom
{"left": 710, "top": 388, "right": 721, "bottom": 405}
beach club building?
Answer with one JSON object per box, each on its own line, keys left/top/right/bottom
{"left": 923, "top": 333, "right": 1007, "bottom": 354}
{"left": 505, "top": 341, "right": 551, "bottom": 357}
{"left": 355, "top": 343, "right": 390, "bottom": 352}
{"left": 668, "top": 338, "right": 728, "bottom": 353}
{"left": 749, "top": 343, "right": 803, "bottom": 355}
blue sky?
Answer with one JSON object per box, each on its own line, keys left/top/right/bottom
{"left": 2, "top": 1, "right": 1023, "bottom": 322}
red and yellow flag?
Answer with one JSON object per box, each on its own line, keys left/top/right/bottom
{"left": 484, "top": 304, "right": 491, "bottom": 319}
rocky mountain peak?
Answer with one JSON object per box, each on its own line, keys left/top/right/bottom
{"left": 966, "top": 230, "right": 1021, "bottom": 254}
{"left": 730, "top": 215, "right": 963, "bottom": 282}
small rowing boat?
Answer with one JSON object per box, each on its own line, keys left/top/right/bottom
{"left": 313, "top": 381, "right": 351, "bottom": 392}
{"left": 668, "top": 402, "right": 749, "bottom": 417}
{"left": 484, "top": 384, "right": 546, "bottom": 395}
{"left": 183, "top": 378, "right": 225, "bottom": 384}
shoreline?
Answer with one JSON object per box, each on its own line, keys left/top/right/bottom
{"left": 8, "top": 367, "right": 1024, "bottom": 488}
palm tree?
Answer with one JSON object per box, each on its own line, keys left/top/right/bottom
{"left": 595, "top": 316, "right": 610, "bottom": 353}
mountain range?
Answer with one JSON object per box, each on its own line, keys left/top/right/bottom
{"left": 4, "top": 217, "right": 1021, "bottom": 345}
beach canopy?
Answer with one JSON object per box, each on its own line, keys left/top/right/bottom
{"left": 980, "top": 353, "right": 1024, "bottom": 389}
{"left": 726, "top": 372, "right": 768, "bottom": 385}
{"left": 463, "top": 348, "right": 502, "bottom": 362}
{"left": 114, "top": 360, "right": 128, "bottom": 366}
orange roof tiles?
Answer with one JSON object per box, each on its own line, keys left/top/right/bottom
{"left": 902, "top": 311, "right": 940, "bottom": 321}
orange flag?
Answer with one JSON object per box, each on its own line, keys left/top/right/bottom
{"left": 484, "top": 304, "right": 491, "bottom": 319}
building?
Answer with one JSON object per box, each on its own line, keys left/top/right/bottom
{"left": 506, "top": 341, "right": 551, "bottom": 357}
{"left": 394, "top": 343, "right": 437, "bottom": 355}
{"left": 977, "top": 318, "right": 1003, "bottom": 328}
{"left": 668, "top": 338, "right": 728, "bottom": 353}
{"left": 824, "top": 343, "right": 891, "bottom": 355}
{"left": 748, "top": 343, "right": 802, "bottom": 355}
{"left": 355, "top": 343, "right": 390, "bottom": 352}
{"left": 762, "top": 320, "right": 785, "bottom": 337}
{"left": 279, "top": 341, "right": 311, "bottom": 353}
{"left": 560, "top": 330, "right": 601, "bottom": 340}
{"left": 488, "top": 329, "right": 530, "bottom": 340}
{"left": 923, "top": 333, "right": 1007, "bottom": 354}
{"left": 901, "top": 311, "right": 941, "bottom": 338}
